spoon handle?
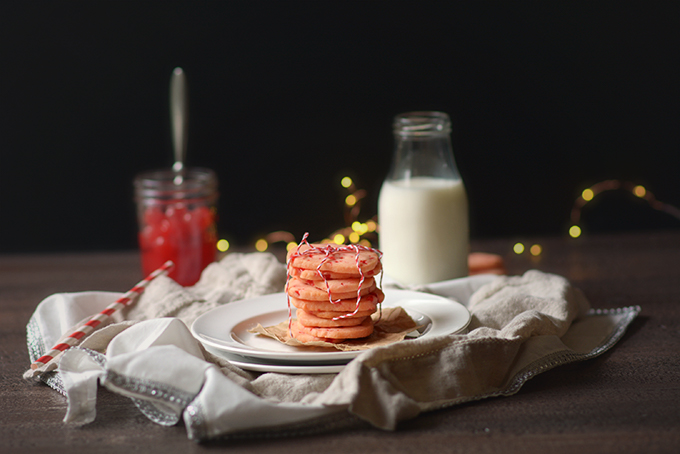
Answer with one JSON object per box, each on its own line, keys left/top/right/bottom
{"left": 170, "top": 67, "right": 188, "bottom": 174}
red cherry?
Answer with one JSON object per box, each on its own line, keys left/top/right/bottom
{"left": 139, "top": 203, "right": 217, "bottom": 286}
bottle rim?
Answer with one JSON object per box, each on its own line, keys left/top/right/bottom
{"left": 393, "top": 111, "right": 451, "bottom": 136}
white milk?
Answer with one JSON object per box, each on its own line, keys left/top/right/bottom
{"left": 378, "top": 177, "right": 469, "bottom": 285}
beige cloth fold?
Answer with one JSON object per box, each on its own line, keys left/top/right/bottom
{"left": 124, "top": 252, "right": 287, "bottom": 325}
{"left": 299, "top": 271, "right": 597, "bottom": 429}
{"left": 25, "top": 253, "right": 639, "bottom": 439}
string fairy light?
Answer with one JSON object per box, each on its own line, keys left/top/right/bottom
{"left": 211, "top": 177, "right": 678, "bottom": 259}
{"left": 569, "top": 180, "right": 680, "bottom": 238}
{"left": 328, "top": 175, "right": 377, "bottom": 247}
{"left": 236, "top": 176, "right": 378, "bottom": 252}
{"left": 513, "top": 180, "right": 679, "bottom": 258}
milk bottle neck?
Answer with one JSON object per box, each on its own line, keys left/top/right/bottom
{"left": 387, "top": 111, "right": 461, "bottom": 182}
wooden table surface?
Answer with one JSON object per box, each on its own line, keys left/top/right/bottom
{"left": 1, "top": 231, "right": 679, "bottom": 453}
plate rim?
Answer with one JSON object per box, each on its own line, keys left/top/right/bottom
{"left": 223, "top": 355, "right": 346, "bottom": 374}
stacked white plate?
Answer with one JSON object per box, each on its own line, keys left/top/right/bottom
{"left": 191, "top": 289, "right": 471, "bottom": 374}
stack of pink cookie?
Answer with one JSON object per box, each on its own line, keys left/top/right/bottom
{"left": 286, "top": 242, "right": 383, "bottom": 343}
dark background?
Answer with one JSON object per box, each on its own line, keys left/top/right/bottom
{"left": 1, "top": 1, "right": 678, "bottom": 254}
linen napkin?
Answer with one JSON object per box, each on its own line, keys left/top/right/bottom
{"left": 24, "top": 252, "right": 639, "bottom": 440}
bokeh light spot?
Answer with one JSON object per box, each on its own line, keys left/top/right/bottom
{"left": 352, "top": 221, "right": 368, "bottom": 234}
{"left": 341, "top": 176, "right": 353, "bottom": 188}
{"left": 513, "top": 243, "right": 525, "bottom": 254}
{"left": 530, "top": 244, "right": 542, "bottom": 256}
{"left": 582, "top": 188, "right": 594, "bottom": 201}
{"left": 333, "top": 234, "right": 345, "bottom": 245}
{"left": 633, "top": 185, "right": 646, "bottom": 198}
{"left": 569, "top": 225, "right": 582, "bottom": 238}
{"left": 255, "top": 239, "right": 268, "bottom": 252}
{"left": 216, "top": 239, "right": 230, "bottom": 252}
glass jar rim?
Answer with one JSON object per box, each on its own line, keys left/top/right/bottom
{"left": 134, "top": 167, "right": 217, "bottom": 200}
{"left": 393, "top": 111, "right": 451, "bottom": 136}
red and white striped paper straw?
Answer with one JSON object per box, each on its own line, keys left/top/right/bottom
{"left": 30, "top": 260, "right": 174, "bottom": 370}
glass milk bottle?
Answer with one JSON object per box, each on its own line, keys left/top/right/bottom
{"left": 378, "top": 111, "right": 469, "bottom": 285}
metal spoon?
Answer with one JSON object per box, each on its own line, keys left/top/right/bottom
{"left": 170, "top": 67, "right": 188, "bottom": 185}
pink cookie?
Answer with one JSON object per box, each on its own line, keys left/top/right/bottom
{"left": 287, "top": 243, "right": 381, "bottom": 275}
{"left": 286, "top": 277, "right": 377, "bottom": 301}
{"left": 296, "top": 310, "right": 368, "bottom": 328}
{"left": 295, "top": 317, "right": 374, "bottom": 340}
{"left": 290, "top": 321, "right": 339, "bottom": 344}
{"left": 289, "top": 289, "right": 383, "bottom": 313}
{"left": 309, "top": 276, "right": 375, "bottom": 294}
{"left": 289, "top": 262, "right": 383, "bottom": 280}
{"left": 302, "top": 309, "right": 376, "bottom": 320}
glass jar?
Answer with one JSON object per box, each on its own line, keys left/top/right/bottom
{"left": 134, "top": 168, "right": 218, "bottom": 286}
{"left": 378, "top": 111, "right": 469, "bottom": 285}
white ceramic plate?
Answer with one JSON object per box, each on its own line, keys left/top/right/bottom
{"left": 227, "top": 359, "right": 345, "bottom": 374}
{"left": 191, "top": 289, "right": 470, "bottom": 364}
{"left": 204, "top": 347, "right": 346, "bottom": 374}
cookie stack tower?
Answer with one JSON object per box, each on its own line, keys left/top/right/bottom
{"left": 285, "top": 241, "right": 383, "bottom": 343}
